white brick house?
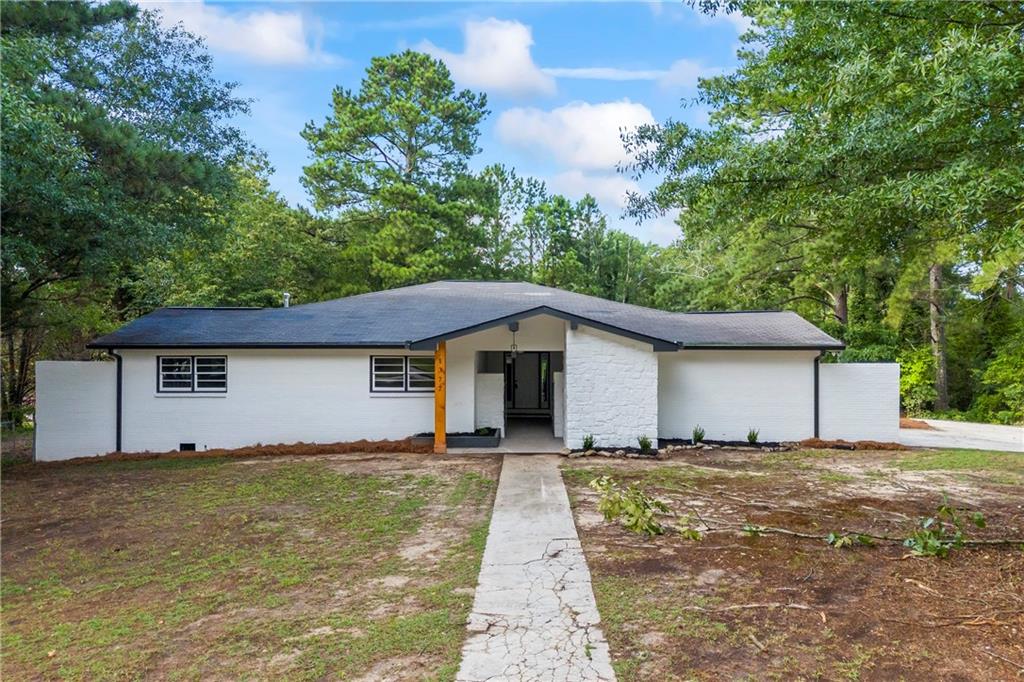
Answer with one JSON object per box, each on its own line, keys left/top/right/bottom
{"left": 35, "top": 281, "right": 899, "bottom": 460}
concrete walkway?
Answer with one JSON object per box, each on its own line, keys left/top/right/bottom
{"left": 456, "top": 455, "right": 615, "bottom": 682}
{"left": 900, "top": 419, "right": 1024, "bottom": 452}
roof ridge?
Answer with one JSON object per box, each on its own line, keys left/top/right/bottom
{"left": 677, "top": 309, "right": 785, "bottom": 315}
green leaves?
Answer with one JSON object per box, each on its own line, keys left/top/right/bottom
{"left": 589, "top": 475, "right": 672, "bottom": 536}
{"left": 301, "top": 50, "right": 487, "bottom": 213}
{"left": 903, "top": 494, "right": 987, "bottom": 558}
{"left": 1, "top": 4, "right": 247, "bottom": 330}
{"left": 300, "top": 51, "right": 490, "bottom": 290}
{"left": 825, "top": 532, "right": 874, "bottom": 550}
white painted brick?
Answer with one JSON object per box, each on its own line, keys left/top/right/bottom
{"left": 552, "top": 371, "right": 565, "bottom": 439}
{"left": 474, "top": 373, "right": 504, "bottom": 435}
{"left": 564, "top": 326, "right": 658, "bottom": 449}
{"left": 819, "top": 363, "right": 899, "bottom": 441}
{"left": 120, "top": 349, "right": 435, "bottom": 453}
{"left": 658, "top": 350, "right": 817, "bottom": 442}
{"left": 35, "top": 361, "right": 117, "bottom": 460}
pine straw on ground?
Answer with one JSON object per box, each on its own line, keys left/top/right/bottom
{"left": 16, "top": 438, "right": 432, "bottom": 469}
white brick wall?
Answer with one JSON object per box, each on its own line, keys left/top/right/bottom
{"left": 35, "top": 361, "right": 117, "bottom": 460}
{"left": 474, "top": 373, "right": 504, "bottom": 435}
{"left": 120, "top": 349, "right": 435, "bottom": 453}
{"left": 659, "top": 350, "right": 817, "bottom": 442}
{"left": 552, "top": 371, "right": 565, "bottom": 439}
{"left": 564, "top": 326, "right": 658, "bottom": 449}
{"left": 819, "top": 363, "right": 899, "bottom": 442}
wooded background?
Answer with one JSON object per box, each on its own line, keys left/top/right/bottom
{"left": 3, "top": 1, "right": 1022, "bottom": 426}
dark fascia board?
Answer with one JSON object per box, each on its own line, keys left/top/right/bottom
{"left": 680, "top": 343, "right": 846, "bottom": 351}
{"left": 406, "top": 306, "right": 680, "bottom": 351}
{"left": 85, "top": 342, "right": 409, "bottom": 350}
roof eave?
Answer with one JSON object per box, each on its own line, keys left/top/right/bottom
{"left": 85, "top": 342, "right": 410, "bottom": 350}
{"left": 679, "top": 343, "right": 846, "bottom": 351}
{"left": 406, "top": 305, "right": 679, "bottom": 351}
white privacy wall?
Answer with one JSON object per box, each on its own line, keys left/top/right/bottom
{"left": 659, "top": 350, "right": 817, "bottom": 442}
{"left": 474, "top": 373, "right": 504, "bottom": 435}
{"left": 35, "top": 361, "right": 117, "bottom": 461}
{"left": 552, "top": 371, "right": 565, "bottom": 439}
{"left": 120, "top": 349, "right": 434, "bottom": 453}
{"left": 819, "top": 363, "right": 900, "bottom": 442}
{"left": 564, "top": 326, "right": 658, "bottom": 449}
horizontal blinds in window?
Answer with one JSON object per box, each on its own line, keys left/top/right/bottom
{"left": 159, "top": 357, "right": 193, "bottom": 391}
{"left": 407, "top": 357, "right": 435, "bottom": 391}
{"left": 372, "top": 357, "right": 406, "bottom": 390}
{"left": 195, "top": 357, "right": 227, "bottom": 391}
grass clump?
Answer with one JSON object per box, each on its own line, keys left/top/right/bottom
{"left": 896, "top": 449, "right": 1024, "bottom": 474}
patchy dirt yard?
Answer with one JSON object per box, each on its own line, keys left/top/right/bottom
{"left": 563, "top": 448, "right": 1024, "bottom": 681}
{"left": 1, "top": 452, "right": 501, "bottom": 681}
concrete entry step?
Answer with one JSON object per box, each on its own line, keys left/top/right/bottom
{"left": 456, "top": 454, "right": 615, "bottom": 681}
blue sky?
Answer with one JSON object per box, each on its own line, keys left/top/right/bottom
{"left": 147, "top": 1, "right": 749, "bottom": 244}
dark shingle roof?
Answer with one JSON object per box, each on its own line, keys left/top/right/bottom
{"left": 88, "top": 281, "right": 844, "bottom": 351}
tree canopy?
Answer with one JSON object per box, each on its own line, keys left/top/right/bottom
{"left": 2, "top": 0, "right": 1020, "bottom": 426}
{"left": 627, "top": 0, "right": 1024, "bottom": 422}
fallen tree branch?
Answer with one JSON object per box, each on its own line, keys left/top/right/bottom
{"left": 701, "top": 522, "right": 1024, "bottom": 547}
{"left": 681, "top": 602, "right": 813, "bottom": 612}
{"left": 979, "top": 647, "right": 1024, "bottom": 672}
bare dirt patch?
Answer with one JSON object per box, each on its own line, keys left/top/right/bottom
{"left": 1, "top": 451, "right": 501, "bottom": 680}
{"left": 901, "top": 417, "right": 936, "bottom": 430}
{"left": 563, "top": 448, "right": 1024, "bottom": 681}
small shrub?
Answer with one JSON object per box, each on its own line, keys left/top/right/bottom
{"left": 903, "top": 494, "right": 986, "bottom": 557}
{"left": 637, "top": 434, "right": 652, "bottom": 453}
{"left": 589, "top": 475, "right": 670, "bottom": 536}
{"left": 582, "top": 434, "right": 595, "bottom": 450}
{"left": 692, "top": 424, "right": 705, "bottom": 443}
{"left": 747, "top": 428, "right": 759, "bottom": 444}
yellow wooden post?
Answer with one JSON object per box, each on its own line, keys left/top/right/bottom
{"left": 434, "top": 341, "right": 447, "bottom": 454}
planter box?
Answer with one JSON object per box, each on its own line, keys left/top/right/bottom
{"left": 412, "top": 429, "right": 501, "bottom": 448}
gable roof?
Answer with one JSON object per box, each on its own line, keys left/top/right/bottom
{"left": 88, "top": 281, "right": 845, "bottom": 351}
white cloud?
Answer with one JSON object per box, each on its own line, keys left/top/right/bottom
{"left": 542, "top": 67, "right": 664, "bottom": 81}
{"left": 659, "top": 58, "right": 720, "bottom": 89}
{"left": 148, "top": 1, "right": 337, "bottom": 66}
{"left": 643, "top": 210, "right": 683, "bottom": 245}
{"left": 496, "top": 100, "right": 656, "bottom": 170}
{"left": 542, "top": 59, "right": 720, "bottom": 89}
{"left": 550, "top": 170, "right": 639, "bottom": 210}
{"left": 418, "top": 18, "right": 555, "bottom": 97}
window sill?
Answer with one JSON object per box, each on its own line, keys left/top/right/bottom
{"left": 154, "top": 393, "right": 228, "bottom": 398}
{"left": 369, "top": 392, "right": 434, "bottom": 398}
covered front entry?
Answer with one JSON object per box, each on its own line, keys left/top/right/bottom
{"left": 501, "top": 351, "right": 563, "bottom": 452}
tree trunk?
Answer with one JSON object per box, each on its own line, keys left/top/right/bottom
{"left": 833, "top": 284, "right": 849, "bottom": 325}
{"left": 2, "top": 331, "right": 37, "bottom": 425}
{"left": 929, "top": 263, "right": 949, "bottom": 411}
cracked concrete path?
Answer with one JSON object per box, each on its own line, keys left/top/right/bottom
{"left": 456, "top": 455, "right": 615, "bottom": 682}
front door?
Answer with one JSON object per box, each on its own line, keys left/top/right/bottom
{"left": 505, "top": 352, "right": 551, "bottom": 415}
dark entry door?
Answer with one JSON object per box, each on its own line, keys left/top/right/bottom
{"left": 504, "top": 352, "right": 551, "bottom": 414}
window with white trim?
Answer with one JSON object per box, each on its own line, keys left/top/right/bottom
{"left": 371, "top": 356, "right": 434, "bottom": 392}
{"left": 158, "top": 356, "right": 227, "bottom": 393}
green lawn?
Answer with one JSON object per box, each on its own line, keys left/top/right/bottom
{"left": 1, "top": 453, "right": 499, "bottom": 680}
{"left": 896, "top": 448, "right": 1024, "bottom": 474}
